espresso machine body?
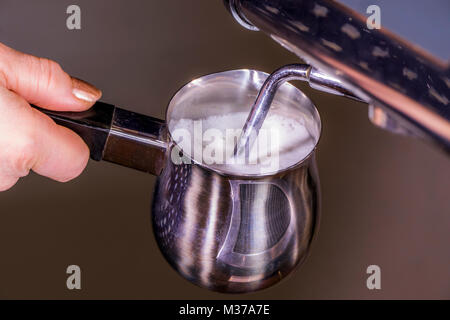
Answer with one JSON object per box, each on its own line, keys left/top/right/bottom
{"left": 225, "top": 0, "right": 450, "bottom": 152}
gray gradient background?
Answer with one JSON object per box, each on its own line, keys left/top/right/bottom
{"left": 0, "top": 0, "right": 449, "bottom": 299}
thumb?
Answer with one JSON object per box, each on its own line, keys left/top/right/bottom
{"left": 0, "top": 43, "right": 101, "bottom": 111}
{"left": 0, "top": 87, "right": 89, "bottom": 191}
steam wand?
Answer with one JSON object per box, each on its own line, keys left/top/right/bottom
{"left": 234, "top": 64, "right": 364, "bottom": 157}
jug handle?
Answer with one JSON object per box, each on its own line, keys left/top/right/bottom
{"left": 32, "top": 102, "right": 167, "bottom": 175}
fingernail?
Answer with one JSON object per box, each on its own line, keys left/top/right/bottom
{"left": 71, "top": 77, "right": 102, "bottom": 103}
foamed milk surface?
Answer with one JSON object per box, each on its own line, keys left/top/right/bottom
{"left": 169, "top": 112, "right": 315, "bottom": 175}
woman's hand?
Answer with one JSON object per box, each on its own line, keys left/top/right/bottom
{"left": 0, "top": 42, "right": 102, "bottom": 191}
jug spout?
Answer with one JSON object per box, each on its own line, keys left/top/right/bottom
{"left": 33, "top": 102, "right": 168, "bottom": 175}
